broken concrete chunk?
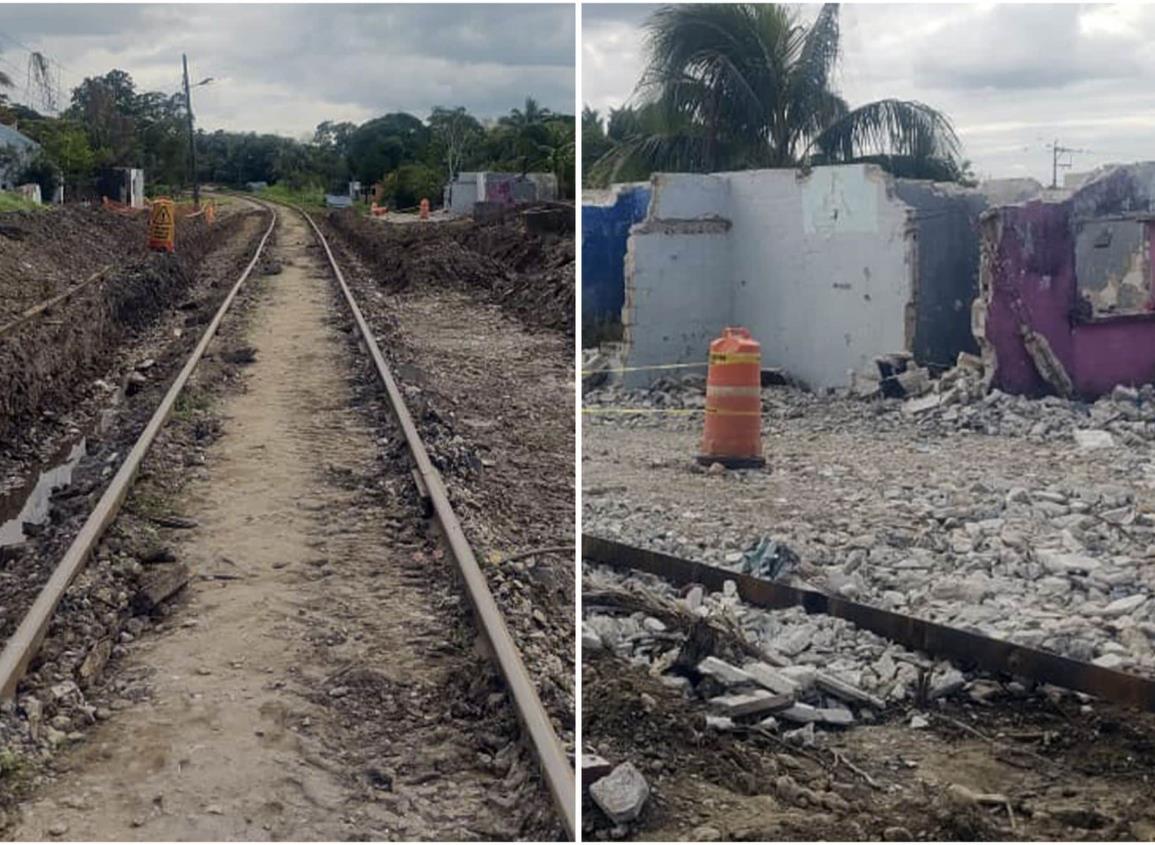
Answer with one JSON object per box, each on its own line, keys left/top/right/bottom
{"left": 903, "top": 393, "right": 946, "bottom": 415}
{"left": 697, "top": 656, "right": 755, "bottom": 687}
{"left": 708, "top": 690, "right": 793, "bottom": 718}
{"left": 589, "top": 762, "right": 650, "bottom": 825}
{"left": 910, "top": 714, "right": 930, "bottom": 729}
{"left": 705, "top": 715, "right": 735, "bottom": 731}
{"left": 815, "top": 707, "right": 855, "bottom": 726}
{"left": 778, "top": 665, "right": 817, "bottom": 690}
{"left": 815, "top": 671, "right": 886, "bottom": 710}
{"left": 1074, "top": 429, "right": 1116, "bottom": 450}
{"left": 1100, "top": 594, "right": 1147, "bottom": 618}
{"left": 742, "top": 661, "right": 800, "bottom": 696}
{"left": 929, "top": 669, "right": 967, "bottom": 701}
{"left": 783, "top": 722, "right": 817, "bottom": 747}
{"left": 778, "top": 702, "right": 821, "bottom": 724}
{"left": 684, "top": 585, "right": 704, "bottom": 611}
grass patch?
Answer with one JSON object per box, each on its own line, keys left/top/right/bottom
{"left": 173, "top": 388, "right": 212, "bottom": 421}
{"left": 257, "top": 184, "right": 370, "bottom": 216}
{"left": 0, "top": 192, "right": 46, "bottom": 213}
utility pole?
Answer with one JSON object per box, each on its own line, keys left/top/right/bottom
{"left": 182, "top": 53, "right": 199, "bottom": 207}
{"left": 1049, "top": 139, "right": 1086, "bottom": 190}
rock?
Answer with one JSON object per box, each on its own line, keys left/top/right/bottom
{"left": 589, "top": 762, "right": 650, "bottom": 825}
{"left": 581, "top": 753, "right": 614, "bottom": 783}
{"left": 1092, "top": 653, "right": 1127, "bottom": 670}
{"left": 1101, "top": 594, "right": 1147, "bottom": 618}
{"left": 581, "top": 624, "right": 604, "bottom": 653}
{"left": 929, "top": 669, "right": 966, "bottom": 700}
{"left": 691, "top": 825, "right": 723, "bottom": 841}
{"left": 910, "top": 714, "right": 929, "bottom": 729}
{"left": 883, "top": 826, "right": 913, "bottom": 841}
{"left": 48, "top": 822, "right": 69, "bottom": 837}
{"left": 705, "top": 715, "right": 735, "bottom": 731}
{"left": 778, "top": 665, "right": 817, "bottom": 690}
{"left": 815, "top": 707, "right": 855, "bottom": 726}
{"left": 1074, "top": 429, "right": 1115, "bottom": 449}
{"left": 778, "top": 703, "right": 821, "bottom": 724}
{"left": 783, "top": 722, "right": 817, "bottom": 747}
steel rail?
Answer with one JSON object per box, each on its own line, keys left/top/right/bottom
{"left": 0, "top": 201, "right": 277, "bottom": 699}
{"left": 294, "top": 206, "right": 576, "bottom": 838}
{"left": 584, "top": 534, "right": 1155, "bottom": 713}
{"left": 0, "top": 266, "right": 112, "bottom": 340}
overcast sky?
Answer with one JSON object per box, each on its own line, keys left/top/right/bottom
{"left": 0, "top": 4, "right": 575, "bottom": 139}
{"left": 584, "top": 3, "right": 1155, "bottom": 184}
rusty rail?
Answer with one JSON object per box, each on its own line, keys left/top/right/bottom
{"left": 0, "top": 201, "right": 277, "bottom": 696}
{"left": 584, "top": 534, "right": 1155, "bottom": 713}
{"left": 0, "top": 266, "right": 112, "bottom": 340}
{"left": 296, "top": 206, "right": 576, "bottom": 838}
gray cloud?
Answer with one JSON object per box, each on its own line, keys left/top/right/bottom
{"left": 584, "top": 3, "right": 1155, "bottom": 183}
{"left": 0, "top": 4, "right": 575, "bottom": 137}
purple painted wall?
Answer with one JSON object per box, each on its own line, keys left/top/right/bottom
{"left": 984, "top": 201, "right": 1155, "bottom": 398}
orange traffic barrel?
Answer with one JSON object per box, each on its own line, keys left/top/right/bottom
{"left": 698, "top": 327, "right": 765, "bottom": 468}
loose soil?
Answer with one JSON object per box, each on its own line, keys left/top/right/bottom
{"left": 2, "top": 208, "right": 561, "bottom": 840}
{"left": 327, "top": 207, "right": 575, "bottom": 336}
{"left": 583, "top": 655, "right": 1155, "bottom": 841}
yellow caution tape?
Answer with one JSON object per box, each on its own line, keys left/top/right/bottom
{"left": 580, "top": 361, "right": 708, "bottom": 376}
{"left": 582, "top": 406, "right": 704, "bottom": 415}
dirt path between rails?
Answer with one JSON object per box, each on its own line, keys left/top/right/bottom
{"left": 8, "top": 210, "right": 537, "bottom": 840}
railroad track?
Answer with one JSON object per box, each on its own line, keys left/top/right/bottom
{"left": 584, "top": 534, "right": 1155, "bottom": 713}
{"left": 0, "top": 198, "right": 575, "bottom": 837}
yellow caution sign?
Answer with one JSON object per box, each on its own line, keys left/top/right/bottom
{"left": 148, "top": 198, "right": 175, "bottom": 253}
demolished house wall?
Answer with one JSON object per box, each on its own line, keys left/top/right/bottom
{"left": 621, "top": 165, "right": 987, "bottom": 390}
{"left": 581, "top": 184, "right": 651, "bottom": 343}
{"left": 895, "top": 181, "right": 987, "bottom": 368}
{"left": 622, "top": 174, "right": 733, "bottom": 386}
{"left": 979, "top": 163, "right": 1155, "bottom": 399}
{"left": 725, "top": 166, "right": 915, "bottom": 389}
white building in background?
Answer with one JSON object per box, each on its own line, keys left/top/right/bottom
{"left": 0, "top": 123, "right": 41, "bottom": 191}
{"left": 445, "top": 171, "right": 558, "bottom": 215}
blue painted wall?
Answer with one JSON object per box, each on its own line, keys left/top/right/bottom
{"left": 582, "top": 186, "right": 651, "bottom": 343}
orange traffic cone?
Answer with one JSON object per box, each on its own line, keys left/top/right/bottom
{"left": 697, "top": 327, "right": 765, "bottom": 468}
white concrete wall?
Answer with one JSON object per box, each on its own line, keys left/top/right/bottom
{"left": 726, "top": 166, "right": 914, "bottom": 389}
{"left": 622, "top": 173, "right": 734, "bottom": 387}
{"left": 622, "top": 165, "right": 916, "bottom": 390}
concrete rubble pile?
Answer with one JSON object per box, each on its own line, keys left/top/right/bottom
{"left": 586, "top": 472, "right": 1155, "bottom": 677}
{"left": 583, "top": 566, "right": 982, "bottom": 749}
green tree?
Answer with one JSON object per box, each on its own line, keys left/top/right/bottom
{"left": 428, "top": 106, "right": 482, "bottom": 183}
{"left": 581, "top": 106, "right": 611, "bottom": 184}
{"left": 599, "top": 4, "right": 962, "bottom": 182}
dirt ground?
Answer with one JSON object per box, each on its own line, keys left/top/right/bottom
{"left": 583, "top": 655, "right": 1155, "bottom": 841}
{"left": 1, "top": 207, "right": 560, "bottom": 840}
{"left": 320, "top": 212, "right": 576, "bottom": 754}
{"left": 0, "top": 206, "right": 147, "bottom": 323}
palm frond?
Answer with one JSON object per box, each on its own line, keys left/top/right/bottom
{"left": 809, "top": 98, "right": 960, "bottom": 164}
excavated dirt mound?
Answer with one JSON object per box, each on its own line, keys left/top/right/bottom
{"left": 326, "top": 209, "right": 574, "bottom": 336}
{"left": 0, "top": 214, "right": 251, "bottom": 446}
{"left": 0, "top": 206, "right": 149, "bottom": 323}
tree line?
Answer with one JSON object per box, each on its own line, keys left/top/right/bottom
{"left": 0, "top": 69, "right": 575, "bottom": 206}
{"left": 584, "top": 3, "right": 974, "bottom": 188}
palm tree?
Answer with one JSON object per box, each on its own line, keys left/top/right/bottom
{"left": 598, "top": 4, "right": 962, "bottom": 182}
{"left": 501, "top": 97, "right": 553, "bottom": 130}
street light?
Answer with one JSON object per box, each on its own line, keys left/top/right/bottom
{"left": 182, "top": 55, "right": 214, "bottom": 206}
